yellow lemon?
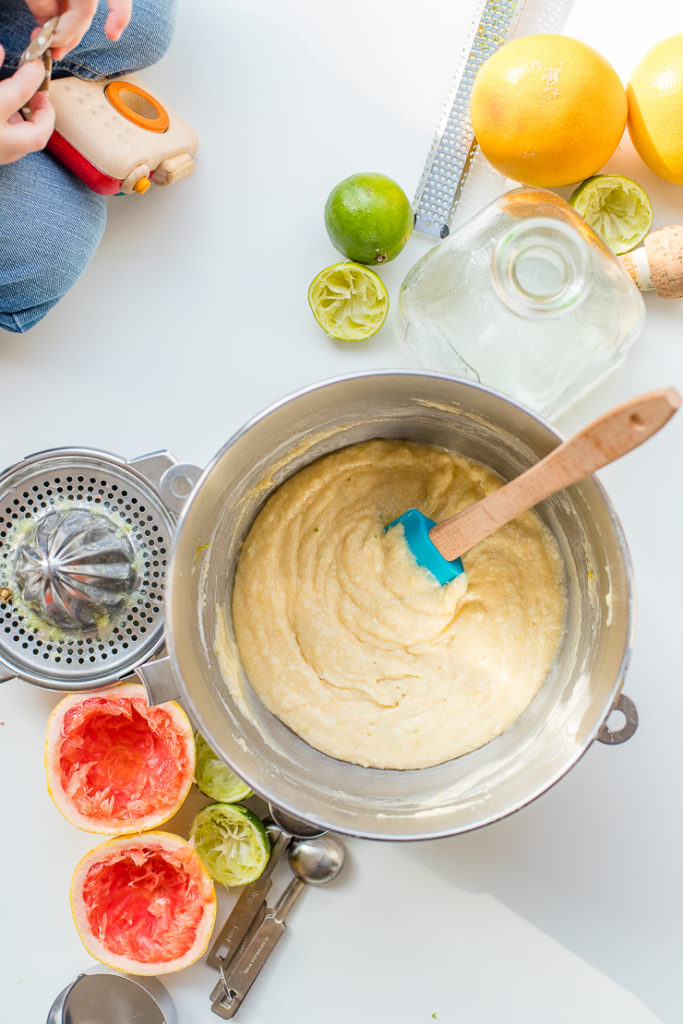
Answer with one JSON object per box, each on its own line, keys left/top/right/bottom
{"left": 627, "top": 34, "right": 683, "bottom": 184}
{"left": 470, "top": 34, "right": 627, "bottom": 187}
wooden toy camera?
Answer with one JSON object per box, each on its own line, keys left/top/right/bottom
{"left": 46, "top": 75, "right": 198, "bottom": 195}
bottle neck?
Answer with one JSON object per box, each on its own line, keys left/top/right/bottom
{"left": 491, "top": 218, "right": 591, "bottom": 318}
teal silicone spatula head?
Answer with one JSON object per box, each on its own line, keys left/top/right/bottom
{"left": 387, "top": 389, "right": 681, "bottom": 585}
{"left": 386, "top": 509, "right": 464, "bottom": 584}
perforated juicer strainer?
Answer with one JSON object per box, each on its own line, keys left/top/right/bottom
{"left": 0, "top": 448, "right": 200, "bottom": 690}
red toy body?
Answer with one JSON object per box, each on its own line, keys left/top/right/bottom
{"left": 47, "top": 130, "right": 123, "bottom": 195}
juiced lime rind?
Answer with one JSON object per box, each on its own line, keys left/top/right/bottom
{"left": 569, "top": 174, "right": 653, "bottom": 254}
{"left": 194, "top": 731, "right": 253, "bottom": 802}
{"left": 308, "top": 261, "right": 389, "bottom": 342}
{"left": 324, "top": 172, "right": 413, "bottom": 265}
{"left": 190, "top": 803, "right": 270, "bottom": 888}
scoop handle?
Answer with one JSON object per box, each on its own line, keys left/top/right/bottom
{"left": 206, "top": 830, "right": 290, "bottom": 971}
{"left": 429, "top": 388, "right": 681, "bottom": 562}
{"left": 210, "top": 878, "right": 306, "bottom": 1018}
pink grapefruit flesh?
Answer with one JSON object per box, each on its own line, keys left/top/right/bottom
{"left": 71, "top": 832, "right": 216, "bottom": 974}
{"left": 45, "top": 683, "right": 195, "bottom": 834}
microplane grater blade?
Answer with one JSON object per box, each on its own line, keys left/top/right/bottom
{"left": 413, "top": 0, "right": 525, "bottom": 238}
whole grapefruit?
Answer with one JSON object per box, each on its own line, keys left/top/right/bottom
{"left": 470, "top": 34, "right": 627, "bottom": 187}
{"left": 627, "top": 34, "right": 683, "bottom": 184}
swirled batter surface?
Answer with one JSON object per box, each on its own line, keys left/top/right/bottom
{"left": 232, "top": 440, "right": 565, "bottom": 769}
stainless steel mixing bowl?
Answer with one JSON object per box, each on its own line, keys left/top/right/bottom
{"left": 138, "top": 371, "right": 635, "bottom": 841}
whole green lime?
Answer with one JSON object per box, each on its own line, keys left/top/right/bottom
{"left": 324, "top": 172, "right": 414, "bottom": 265}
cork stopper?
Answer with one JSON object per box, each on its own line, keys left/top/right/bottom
{"left": 644, "top": 225, "right": 683, "bottom": 298}
{"left": 619, "top": 246, "right": 653, "bottom": 292}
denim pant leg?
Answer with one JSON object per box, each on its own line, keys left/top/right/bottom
{"left": 0, "top": 0, "right": 177, "bottom": 80}
{"left": 55, "top": 0, "right": 178, "bottom": 80}
{"left": 0, "top": 152, "right": 107, "bottom": 333}
{"left": 0, "top": 0, "right": 177, "bottom": 334}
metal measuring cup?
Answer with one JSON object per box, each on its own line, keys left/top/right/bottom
{"left": 46, "top": 968, "right": 176, "bottom": 1024}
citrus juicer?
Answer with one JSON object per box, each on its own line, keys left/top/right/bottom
{"left": 11, "top": 507, "right": 138, "bottom": 631}
{"left": 0, "top": 448, "right": 200, "bottom": 690}
{"left": 388, "top": 389, "right": 681, "bottom": 584}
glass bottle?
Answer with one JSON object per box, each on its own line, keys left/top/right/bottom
{"left": 398, "top": 188, "right": 646, "bottom": 418}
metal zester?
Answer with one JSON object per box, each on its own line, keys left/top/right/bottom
{"left": 0, "top": 448, "right": 200, "bottom": 691}
{"left": 413, "top": 0, "right": 573, "bottom": 237}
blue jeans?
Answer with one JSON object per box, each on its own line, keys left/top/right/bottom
{"left": 0, "top": 0, "right": 177, "bottom": 333}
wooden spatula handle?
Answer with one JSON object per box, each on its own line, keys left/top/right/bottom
{"left": 429, "top": 388, "right": 681, "bottom": 563}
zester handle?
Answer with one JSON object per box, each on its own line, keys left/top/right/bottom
{"left": 211, "top": 879, "right": 306, "bottom": 1019}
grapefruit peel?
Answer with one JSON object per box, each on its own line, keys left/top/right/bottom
{"left": 45, "top": 682, "right": 195, "bottom": 835}
{"left": 70, "top": 831, "right": 217, "bottom": 975}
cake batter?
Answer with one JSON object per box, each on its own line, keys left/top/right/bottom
{"left": 231, "top": 439, "right": 565, "bottom": 770}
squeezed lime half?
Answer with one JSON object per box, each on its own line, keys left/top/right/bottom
{"left": 193, "top": 731, "right": 253, "bottom": 803}
{"left": 569, "top": 174, "right": 653, "bottom": 254}
{"left": 308, "top": 262, "right": 389, "bottom": 341}
{"left": 190, "top": 803, "right": 270, "bottom": 887}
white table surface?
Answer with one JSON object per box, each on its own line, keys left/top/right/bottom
{"left": 1, "top": 1, "right": 682, "bottom": 1021}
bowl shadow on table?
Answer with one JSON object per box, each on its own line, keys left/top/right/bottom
{"left": 396, "top": 749, "right": 654, "bottom": 997}
{"left": 399, "top": 737, "right": 611, "bottom": 898}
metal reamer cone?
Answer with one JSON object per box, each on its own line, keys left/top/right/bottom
{"left": 10, "top": 507, "right": 139, "bottom": 631}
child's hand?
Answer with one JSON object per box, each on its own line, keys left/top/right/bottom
{"left": 25, "top": 1, "right": 133, "bottom": 61}
{"left": 0, "top": 46, "right": 55, "bottom": 165}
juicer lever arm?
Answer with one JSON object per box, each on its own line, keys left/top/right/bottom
{"left": 128, "top": 451, "right": 202, "bottom": 515}
{"left": 429, "top": 388, "right": 681, "bottom": 563}
{"left": 135, "top": 655, "right": 183, "bottom": 705}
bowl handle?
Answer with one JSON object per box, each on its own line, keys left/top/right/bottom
{"left": 597, "top": 692, "right": 638, "bottom": 745}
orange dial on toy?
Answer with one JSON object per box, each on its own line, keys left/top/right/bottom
{"left": 105, "top": 80, "right": 170, "bottom": 133}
